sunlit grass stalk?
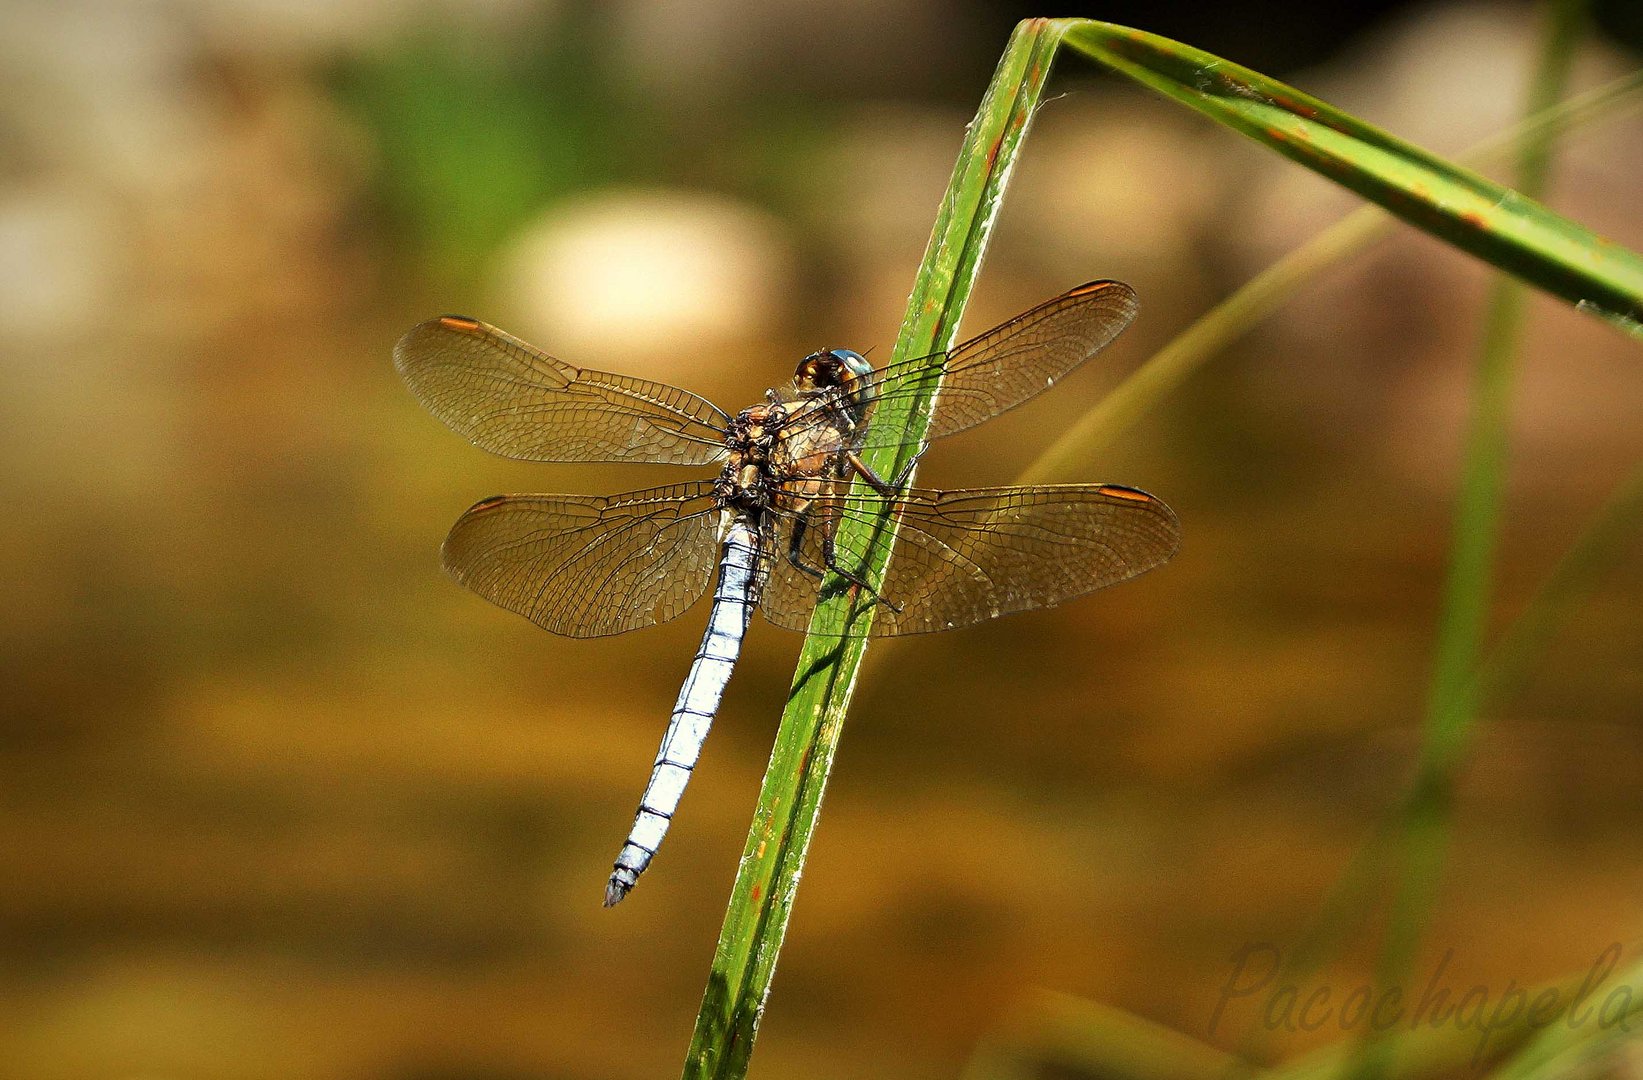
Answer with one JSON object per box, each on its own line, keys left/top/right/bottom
{"left": 1018, "top": 65, "right": 1643, "bottom": 1075}
{"left": 1265, "top": 959, "right": 1636, "bottom": 1080}
{"left": 1019, "top": 68, "right": 1643, "bottom": 482}
{"left": 979, "top": 75, "right": 1642, "bottom": 1068}
{"left": 1353, "top": 4, "right": 1588, "bottom": 1078}
{"left": 1491, "top": 952, "right": 1643, "bottom": 1079}
{"left": 1476, "top": 457, "right": 1643, "bottom": 703}
{"left": 681, "top": 19, "right": 1067, "bottom": 1078}
{"left": 1223, "top": 454, "right": 1643, "bottom": 1070}
{"left": 875, "top": 65, "right": 1643, "bottom": 699}
{"left": 960, "top": 992, "right": 1248, "bottom": 1080}
{"left": 1058, "top": 20, "right": 1643, "bottom": 337}
{"left": 958, "top": 955, "right": 1627, "bottom": 1080}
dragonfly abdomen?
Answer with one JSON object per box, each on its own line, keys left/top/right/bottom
{"left": 605, "top": 515, "right": 760, "bottom": 907}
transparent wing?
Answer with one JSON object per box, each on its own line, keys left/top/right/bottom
{"left": 779, "top": 280, "right": 1138, "bottom": 453}
{"left": 758, "top": 483, "right": 1178, "bottom": 636}
{"left": 395, "top": 316, "right": 731, "bottom": 464}
{"left": 443, "top": 482, "right": 723, "bottom": 638}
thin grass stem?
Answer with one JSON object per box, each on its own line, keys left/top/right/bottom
{"left": 1352, "top": 4, "right": 1588, "bottom": 1077}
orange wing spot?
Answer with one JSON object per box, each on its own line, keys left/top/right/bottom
{"left": 469, "top": 495, "right": 512, "bottom": 512}
{"left": 1099, "top": 486, "right": 1154, "bottom": 503}
{"left": 1066, "top": 281, "right": 1117, "bottom": 297}
{"left": 438, "top": 315, "right": 483, "bottom": 332}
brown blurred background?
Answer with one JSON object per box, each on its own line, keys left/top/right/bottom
{"left": 2, "top": 1, "right": 1641, "bottom": 1077}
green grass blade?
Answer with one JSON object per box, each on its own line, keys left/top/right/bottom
{"left": 1478, "top": 457, "right": 1643, "bottom": 703}
{"left": 1225, "top": 448, "right": 1643, "bottom": 1068}
{"left": 1056, "top": 20, "right": 1643, "bottom": 338}
{"left": 1490, "top": 951, "right": 1643, "bottom": 1079}
{"left": 1354, "top": 4, "right": 1587, "bottom": 1077}
{"left": 1018, "top": 68, "right": 1643, "bottom": 482}
{"left": 1263, "top": 960, "right": 1634, "bottom": 1080}
{"left": 1218, "top": 453, "right": 1643, "bottom": 1071}
{"left": 959, "top": 949, "right": 1640, "bottom": 1080}
{"left": 681, "top": 18, "right": 1069, "bottom": 1079}
{"left": 961, "top": 993, "right": 1248, "bottom": 1080}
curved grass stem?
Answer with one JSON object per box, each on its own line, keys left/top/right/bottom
{"left": 681, "top": 19, "right": 1070, "bottom": 1079}
{"left": 1354, "top": 3, "right": 1588, "bottom": 1077}
{"left": 1020, "top": 67, "right": 1643, "bottom": 483}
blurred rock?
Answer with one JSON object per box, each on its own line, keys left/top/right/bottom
{"left": 812, "top": 104, "right": 966, "bottom": 266}
{"left": 0, "top": 185, "right": 121, "bottom": 341}
{"left": 190, "top": 0, "right": 555, "bottom": 58}
{"left": 492, "top": 187, "right": 796, "bottom": 377}
{"left": 1006, "top": 97, "right": 1226, "bottom": 282}
{"left": 611, "top": 0, "right": 957, "bottom": 107}
{"left": 804, "top": 103, "right": 979, "bottom": 339}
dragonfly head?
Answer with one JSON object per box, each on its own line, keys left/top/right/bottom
{"left": 794, "top": 348, "right": 874, "bottom": 403}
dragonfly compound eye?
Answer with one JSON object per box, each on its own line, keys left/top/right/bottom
{"left": 794, "top": 348, "right": 873, "bottom": 393}
{"left": 828, "top": 349, "right": 872, "bottom": 380}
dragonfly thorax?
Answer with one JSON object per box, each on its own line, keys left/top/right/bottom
{"left": 716, "top": 402, "right": 789, "bottom": 511}
{"left": 722, "top": 402, "right": 784, "bottom": 459}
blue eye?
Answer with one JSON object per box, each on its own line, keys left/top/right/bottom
{"left": 830, "top": 349, "right": 872, "bottom": 379}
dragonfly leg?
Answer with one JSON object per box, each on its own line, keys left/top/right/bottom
{"left": 785, "top": 513, "right": 825, "bottom": 581}
{"left": 820, "top": 530, "right": 902, "bottom": 615}
{"left": 846, "top": 450, "right": 916, "bottom": 495}
{"left": 788, "top": 504, "right": 902, "bottom": 614}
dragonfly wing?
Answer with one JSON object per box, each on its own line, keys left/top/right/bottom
{"left": 923, "top": 280, "right": 1137, "bottom": 440}
{"left": 443, "top": 482, "right": 723, "bottom": 638}
{"left": 395, "top": 316, "right": 731, "bottom": 464}
{"left": 776, "top": 281, "right": 1137, "bottom": 455}
{"left": 759, "top": 483, "right": 1178, "bottom": 636}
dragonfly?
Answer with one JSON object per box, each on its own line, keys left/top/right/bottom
{"left": 394, "top": 280, "right": 1180, "bottom": 906}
